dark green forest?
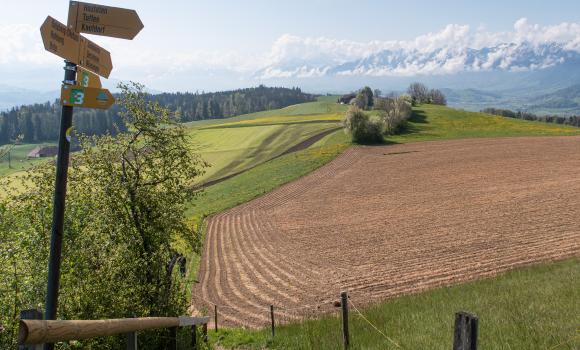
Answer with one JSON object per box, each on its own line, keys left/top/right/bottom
{"left": 482, "top": 107, "right": 580, "bottom": 126}
{"left": 0, "top": 85, "right": 315, "bottom": 145}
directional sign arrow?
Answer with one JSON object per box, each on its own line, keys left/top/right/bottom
{"left": 68, "top": 1, "right": 144, "bottom": 40}
{"left": 78, "top": 36, "right": 113, "bottom": 78}
{"left": 76, "top": 66, "right": 102, "bottom": 88}
{"left": 40, "top": 16, "right": 113, "bottom": 78}
{"left": 40, "top": 16, "right": 82, "bottom": 64}
{"left": 61, "top": 85, "right": 115, "bottom": 109}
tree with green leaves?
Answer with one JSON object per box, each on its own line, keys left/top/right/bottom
{"left": 429, "top": 89, "right": 447, "bottom": 105}
{"left": 343, "top": 106, "right": 383, "bottom": 144}
{"left": 356, "top": 86, "right": 374, "bottom": 110}
{"left": 407, "top": 82, "right": 429, "bottom": 105}
{"left": 0, "top": 82, "right": 207, "bottom": 348}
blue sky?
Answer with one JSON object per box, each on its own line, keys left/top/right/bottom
{"left": 2, "top": 0, "right": 580, "bottom": 91}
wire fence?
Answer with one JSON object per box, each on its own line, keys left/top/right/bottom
{"left": 348, "top": 298, "right": 401, "bottom": 348}
{"left": 193, "top": 293, "right": 514, "bottom": 350}
{"left": 194, "top": 292, "right": 407, "bottom": 349}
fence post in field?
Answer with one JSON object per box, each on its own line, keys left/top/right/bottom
{"left": 214, "top": 304, "right": 218, "bottom": 332}
{"left": 192, "top": 325, "right": 197, "bottom": 350}
{"left": 126, "top": 331, "right": 137, "bottom": 350}
{"left": 341, "top": 291, "right": 349, "bottom": 349}
{"left": 202, "top": 323, "right": 208, "bottom": 343}
{"left": 270, "top": 305, "right": 275, "bottom": 338}
{"left": 453, "top": 312, "right": 478, "bottom": 350}
{"left": 169, "top": 327, "right": 177, "bottom": 350}
{"left": 19, "top": 309, "right": 43, "bottom": 350}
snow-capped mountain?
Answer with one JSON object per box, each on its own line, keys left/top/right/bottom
{"left": 258, "top": 42, "right": 580, "bottom": 80}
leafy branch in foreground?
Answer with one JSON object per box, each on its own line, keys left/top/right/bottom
{"left": 0, "top": 82, "right": 207, "bottom": 349}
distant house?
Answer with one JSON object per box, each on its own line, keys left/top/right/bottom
{"left": 338, "top": 93, "right": 357, "bottom": 104}
{"left": 27, "top": 146, "right": 58, "bottom": 158}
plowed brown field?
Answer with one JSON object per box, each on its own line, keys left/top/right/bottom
{"left": 193, "top": 136, "right": 580, "bottom": 328}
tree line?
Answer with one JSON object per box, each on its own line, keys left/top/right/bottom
{"left": 339, "top": 83, "right": 447, "bottom": 110}
{"left": 0, "top": 102, "right": 127, "bottom": 146}
{"left": 0, "top": 85, "right": 315, "bottom": 145}
{"left": 341, "top": 83, "right": 447, "bottom": 144}
{"left": 482, "top": 108, "right": 580, "bottom": 127}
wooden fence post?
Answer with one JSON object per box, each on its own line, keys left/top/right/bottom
{"left": 270, "top": 305, "right": 275, "bottom": 338}
{"left": 19, "top": 309, "right": 43, "bottom": 350}
{"left": 126, "top": 331, "right": 137, "bottom": 350}
{"left": 192, "top": 325, "right": 197, "bottom": 350}
{"left": 341, "top": 291, "right": 349, "bottom": 349}
{"left": 214, "top": 304, "right": 218, "bottom": 332}
{"left": 453, "top": 312, "right": 478, "bottom": 350}
{"left": 202, "top": 323, "right": 208, "bottom": 343}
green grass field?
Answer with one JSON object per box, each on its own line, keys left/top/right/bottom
{"left": 184, "top": 97, "right": 345, "bottom": 183}
{"left": 388, "top": 104, "right": 580, "bottom": 143}
{"left": 0, "top": 143, "right": 54, "bottom": 177}
{"left": 188, "top": 121, "right": 340, "bottom": 183}
{"left": 182, "top": 96, "right": 347, "bottom": 129}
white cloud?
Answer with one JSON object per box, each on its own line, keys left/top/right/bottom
{"left": 0, "top": 23, "right": 263, "bottom": 79}
{"left": 3, "top": 18, "right": 580, "bottom": 86}
{"left": 267, "top": 34, "right": 396, "bottom": 66}
{"left": 0, "top": 24, "right": 56, "bottom": 65}
{"left": 261, "top": 18, "right": 580, "bottom": 78}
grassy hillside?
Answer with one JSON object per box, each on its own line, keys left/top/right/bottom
{"left": 0, "top": 97, "right": 347, "bottom": 189}
{"left": 188, "top": 120, "right": 341, "bottom": 183}
{"left": 387, "top": 104, "right": 580, "bottom": 143}
{"left": 182, "top": 96, "right": 345, "bottom": 184}
{"left": 0, "top": 143, "right": 55, "bottom": 177}
{"left": 182, "top": 95, "right": 346, "bottom": 128}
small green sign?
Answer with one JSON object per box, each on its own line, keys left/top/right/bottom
{"left": 70, "top": 89, "right": 85, "bottom": 105}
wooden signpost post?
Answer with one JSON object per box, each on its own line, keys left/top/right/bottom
{"left": 40, "top": 2, "right": 143, "bottom": 349}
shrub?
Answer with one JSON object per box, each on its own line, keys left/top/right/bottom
{"left": 374, "top": 97, "right": 412, "bottom": 135}
{"left": 429, "top": 89, "right": 447, "bottom": 105}
{"left": 407, "top": 82, "right": 429, "bottom": 105}
{"left": 343, "top": 107, "right": 384, "bottom": 144}
{"left": 407, "top": 83, "right": 447, "bottom": 106}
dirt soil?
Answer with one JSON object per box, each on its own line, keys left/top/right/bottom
{"left": 193, "top": 136, "right": 580, "bottom": 328}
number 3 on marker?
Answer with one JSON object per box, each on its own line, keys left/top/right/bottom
{"left": 71, "top": 89, "right": 85, "bottom": 105}
{"left": 81, "top": 72, "right": 90, "bottom": 87}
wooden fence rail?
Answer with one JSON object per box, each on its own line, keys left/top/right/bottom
{"left": 19, "top": 316, "right": 209, "bottom": 346}
{"left": 20, "top": 294, "right": 480, "bottom": 349}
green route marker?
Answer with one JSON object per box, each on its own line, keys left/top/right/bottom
{"left": 61, "top": 85, "right": 115, "bottom": 109}
{"left": 76, "top": 66, "right": 102, "bottom": 88}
